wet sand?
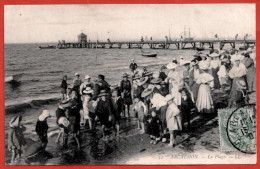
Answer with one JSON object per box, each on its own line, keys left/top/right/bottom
{"left": 5, "top": 88, "right": 256, "bottom": 165}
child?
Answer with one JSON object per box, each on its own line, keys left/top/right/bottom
{"left": 111, "top": 89, "right": 123, "bottom": 136}
{"left": 146, "top": 109, "right": 161, "bottom": 144}
{"left": 8, "top": 115, "right": 26, "bottom": 165}
{"left": 235, "top": 80, "right": 249, "bottom": 107}
{"left": 35, "top": 110, "right": 51, "bottom": 150}
{"left": 133, "top": 97, "right": 147, "bottom": 134}
{"left": 180, "top": 88, "right": 194, "bottom": 130}
{"left": 165, "top": 94, "right": 181, "bottom": 147}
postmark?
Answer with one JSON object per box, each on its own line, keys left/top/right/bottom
{"left": 218, "top": 106, "right": 256, "bottom": 154}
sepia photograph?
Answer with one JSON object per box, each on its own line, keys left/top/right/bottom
{"left": 4, "top": 4, "right": 256, "bottom": 165}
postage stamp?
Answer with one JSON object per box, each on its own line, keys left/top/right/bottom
{"left": 218, "top": 106, "right": 256, "bottom": 154}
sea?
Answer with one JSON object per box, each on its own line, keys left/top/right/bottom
{"left": 4, "top": 43, "right": 204, "bottom": 111}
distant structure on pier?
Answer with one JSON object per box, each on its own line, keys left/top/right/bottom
{"left": 78, "top": 33, "right": 87, "bottom": 43}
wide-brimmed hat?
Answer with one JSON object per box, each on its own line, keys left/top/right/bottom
{"left": 75, "top": 72, "right": 80, "bottom": 76}
{"left": 9, "top": 115, "right": 22, "bottom": 128}
{"left": 84, "top": 75, "right": 91, "bottom": 80}
{"left": 236, "top": 80, "right": 247, "bottom": 89}
{"left": 58, "top": 117, "right": 70, "bottom": 128}
{"left": 230, "top": 54, "right": 244, "bottom": 62}
{"left": 98, "top": 92, "right": 107, "bottom": 97}
{"left": 166, "top": 62, "right": 177, "bottom": 70}
{"left": 39, "top": 110, "right": 51, "bottom": 121}
{"left": 150, "top": 78, "right": 162, "bottom": 84}
{"left": 83, "top": 87, "right": 93, "bottom": 94}
{"left": 141, "top": 85, "right": 155, "bottom": 98}
{"left": 180, "top": 60, "right": 190, "bottom": 66}
{"left": 138, "top": 77, "right": 149, "bottom": 86}
{"left": 209, "top": 52, "right": 220, "bottom": 58}
{"left": 160, "top": 81, "right": 167, "bottom": 85}
{"left": 143, "top": 71, "right": 153, "bottom": 77}
{"left": 122, "top": 73, "right": 129, "bottom": 78}
{"left": 59, "top": 100, "right": 73, "bottom": 108}
{"left": 161, "top": 65, "right": 167, "bottom": 70}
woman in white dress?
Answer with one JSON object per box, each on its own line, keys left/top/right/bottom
{"left": 196, "top": 61, "right": 215, "bottom": 114}
{"left": 166, "top": 62, "right": 184, "bottom": 106}
{"left": 228, "top": 54, "right": 247, "bottom": 107}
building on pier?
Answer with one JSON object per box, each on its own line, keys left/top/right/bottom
{"left": 78, "top": 33, "right": 87, "bottom": 43}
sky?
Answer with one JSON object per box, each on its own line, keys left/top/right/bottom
{"left": 4, "top": 4, "right": 256, "bottom": 43}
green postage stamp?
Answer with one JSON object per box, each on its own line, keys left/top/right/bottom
{"left": 218, "top": 106, "right": 256, "bottom": 154}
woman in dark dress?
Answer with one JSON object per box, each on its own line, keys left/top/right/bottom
{"left": 120, "top": 73, "right": 132, "bottom": 118}
{"left": 60, "top": 75, "right": 67, "bottom": 100}
{"left": 35, "top": 110, "right": 51, "bottom": 150}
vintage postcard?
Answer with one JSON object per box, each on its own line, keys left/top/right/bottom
{"left": 3, "top": 3, "right": 257, "bottom": 166}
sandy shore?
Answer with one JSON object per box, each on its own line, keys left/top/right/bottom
{"left": 5, "top": 88, "right": 256, "bottom": 165}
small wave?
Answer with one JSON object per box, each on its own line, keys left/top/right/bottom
{"left": 5, "top": 97, "right": 60, "bottom": 114}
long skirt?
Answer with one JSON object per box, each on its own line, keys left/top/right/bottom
{"left": 228, "top": 77, "right": 245, "bottom": 107}
{"left": 212, "top": 68, "right": 221, "bottom": 89}
{"left": 196, "top": 84, "right": 214, "bottom": 114}
{"left": 190, "top": 82, "right": 200, "bottom": 102}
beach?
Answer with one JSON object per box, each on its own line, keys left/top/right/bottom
{"left": 4, "top": 43, "right": 256, "bottom": 165}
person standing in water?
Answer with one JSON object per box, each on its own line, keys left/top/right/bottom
{"left": 35, "top": 110, "right": 51, "bottom": 150}
{"left": 60, "top": 75, "right": 68, "bottom": 100}
{"left": 120, "top": 73, "right": 132, "bottom": 118}
{"left": 129, "top": 59, "right": 138, "bottom": 74}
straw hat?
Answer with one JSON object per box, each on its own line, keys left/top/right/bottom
{"left": 138, "top": 77, "right": 149, "bottom": 86}
{"left": 143, "top": 71, "right": 153, "bottom": 77}
{"left": 180, "top": 60, "right": 190, "bottom": 66}
{"left": 122, "top": 73, "right": 129, "bottom": 78}
{"left": 59, "top": 100, "right": 73, "bottom": 108}
{"left": 236, "top": 80, "right": 247, "bottom": 89}
{"left": 83, "top": 87, "right": 93, "bottom": 95}
{"left": 209, "top": 52, "right": 220, "bottom": 58}
{"left": 230, "top": 54, "right": 244, "bottom": 62}
{"left": 150, "top": 78, "right": 162, "bottom": 84}
{"left": 58, "top": 117, "right": 70, "bottom": 128}
{"left": 39, "top": 110, "right": 51, "bottom": 121}
{"left": 98, "top": 90, "right": 107, "bottom": 97}
{"left": 84, "top": 75, "right": 91, "bottom": 80}
{"left": 75, "top": 72, "right": 80, "bottom": 76}
{"left": 166, "top": 62, "right": 177, "bottom": 70}
{"left": 9, "top": 115, "right": 22, "bottom": 128}
{"left": 141, "top": 85, "right": 155, "bottom": 98}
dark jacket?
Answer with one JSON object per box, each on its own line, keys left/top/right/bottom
{"left": 60, "top": 80, "right": 67, "bottom": 89}
{"left": 129, "top": 63, "right": 138, "bottom": 71}
{"left": 8, "top": 126, "right": 26, "bottom": 150}
{"left": 120, "top": 80, "right": 132, "bottom": 93}
{"left": 55, "top": 107, "right": 66, "bottom": 124}
{"left": 159, "top": 71, "right": 167, "bottom": 81}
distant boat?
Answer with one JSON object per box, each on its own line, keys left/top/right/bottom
{"left": 39, "top": 45, "right": 56, "bottom": 49}
{"left": 5, "top": 74, "right": 23, "bottom": 83}
{"left": 196, "top": 47, "right": 205, "bottom": 51}
{"left": 141, "top": 50, "right": 157, "bottom": 57}
{"left": 142, "top": 53, "right": 157, "bottom": 57}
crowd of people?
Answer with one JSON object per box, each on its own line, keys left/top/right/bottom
{"left": 7, "top": 47, "right": 256, "bottom": 164}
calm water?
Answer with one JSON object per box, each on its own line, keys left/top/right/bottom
{"left": 5, "top": 43, "right": 230, "bottom": 109}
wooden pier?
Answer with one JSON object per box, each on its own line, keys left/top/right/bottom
{"left": 57, "top": 39, "right": 256, "bottom": 50}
